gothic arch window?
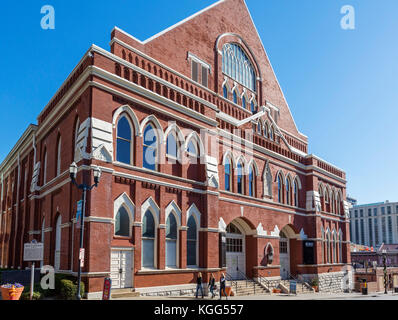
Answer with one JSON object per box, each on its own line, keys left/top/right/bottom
{"left": 54, "top": 215, "right": 61, "bottom": 270}
{"left": 142, "top": 210, "right": 156, "bottom": 268}
{"left": 263, "top": 163, "right": 272, "bottom": 198}
{"left": 115, "top": 206, "right": 130, "bottom": 237}
{"left": 187, "top": 215, "right": 198, "bottom": 266}
{"left": 257, "top": 121, "right": 262, "bottom": 135}
{"left": 237, "top": 161, "right": 244, "bottom": 195}
{"left": 222, "top": 43, "right": 256, "bottom": 92}
{"left": 326, "top": 231, "right": 331, "bottom": 264}
{"left": 293, "top": 179, "right": 299, "bottom": 207}
{"left": 249, "top": 165, "right": 255, "bottom": 197}
{"left": 56, "top": 136, "right": 62, "bottom": 176}
{"left": 43, "top": 150, "right": 47, "bottom": 185}
{"left": 233, "top": 90, "right": 238, "bottom": 104}
{"left": 333, "top": 232, "right": 337, "bottom": 263}
{"left": 74, "top": 118, "right": 80, "bottom": 160}
{"left": 224, "top": 157, "right": 232, "bottom": 192}
{"left": 339, "top": 232, "right": 343, "bottom": 263}
{"left": 286, "top": 177, "right": 291, "bottom": 205}
{"left": 277, "top": 174, "right": 283, "bottom": 203}
{"left": 242, "top": 95, "right": 247, "bottom": 109}
{"left": 166, "top": 213, "right": 178, "bottom": 268}
{"left": 143, "top": 124, "right": 158, "bottom": 171}
{"left": 166, "top": 131, "right": 178, "bottom": 159}
{"left": 223, "top": 85, "right": 228, "bottom": 99}
{"left": 269, "top": 126, "right": 275, "bottom": 141}
{"left": 321, "top": 228, "right": 325, "bottom": 264}
{"left": 250, "top": 100, "right": 256, "bottom": 114}
{"left": 187, "top": 139, "right": 199, "bottom": 158}
{"left": 117, "top": 115, "right": 133, "bottom": 165}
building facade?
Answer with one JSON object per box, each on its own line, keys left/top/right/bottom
{"left": 349, "top": 201, "right": 398, "bottom": 248}
{"left": 0, "top": 0, "right": 351, "bottom": 298}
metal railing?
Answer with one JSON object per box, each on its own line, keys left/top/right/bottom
{"left": 258, "top": 276, "right": 273, "bottom": 293}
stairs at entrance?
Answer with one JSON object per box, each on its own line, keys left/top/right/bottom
{"left": 278, "top": 280, "right": 314, "bottom": 294}
{"left": 230, "top": 280, "right": 270, "bottom": 296}
{"left": 111, "top": 288, "right": 140, "bottom": 299}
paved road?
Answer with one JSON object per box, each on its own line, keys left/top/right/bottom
{"left": 112, "top": 291, "right": 398, "bottom": 300}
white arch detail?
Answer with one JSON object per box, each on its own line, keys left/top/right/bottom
{"left": 140, "top": 115, "right": 164, "bottom": 141}
{"left": 165, "top": 200, "right": 182, "bottom": 225}
{"left": 112, "top": 105, "right": 140, "bottom": 136}
{"left": 184, "top": 131, "right": 205, "bottom": 157}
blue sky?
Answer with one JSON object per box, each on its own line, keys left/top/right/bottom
{"left": 0, "top": 0, "right": 397, "bottom": 204}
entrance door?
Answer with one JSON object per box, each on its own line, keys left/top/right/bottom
{"left": 226, "top": 223, "right": 245, "bottom": 280}
{"left": 110, "top": 250, "right": 133, "bottom": 289}
{"left": 279, "top": 231, "right": 290, "bottom": 280}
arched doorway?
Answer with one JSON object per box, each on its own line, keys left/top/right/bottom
{"left": 226, "top": 220, "right": 246, "bottom": 280}
{"left": 279, "top": 225, "right": 296, "bottom": 280}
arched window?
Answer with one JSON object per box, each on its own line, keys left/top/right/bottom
{"left": 264, "top": 163, "right": 272, "bottom": 197}
{"left": 249, "top": 166, "right": 255, "bottom": 197}
{"left": 326, "top": 232, "right": 331, "bottom": 264}
{"left": 115, "top": 206, "right": 130, "bottom": 237}
{"left": 286, "top": 178, "right": 291, "bottom": 205}
{"left": 166, "top": 213, "right": 178, "bottom": 268}
{"left": 293, "top": 179, "right": 299, "bottom": 207}
{"left": 74, "top": 118, "right": 80, "bottom": 160}
{"left": 321, "top": 228, "right": 325, "bottom": 264}
{"left": 43, "top": 150, "right": 47, "bottom": 185}
{"left": 250, "top": 100, "right": 256, "bottom": 113}
{"left": 56, "top": 137, "right": 61, "bottom": 176}
{"left": 222, "top": 43, "right": 256, "bottom": 91}
{"left": 225, "top": 158, "right": 232, "bottom": 192}
{"left": 166, "top": 132, "right": 178, "bottom": 159}
{"left": 117, "top": 116, "right": 133, "bottom": 164}
{"left": 269, "top": 126, "right": 274, "bottom": 141}
{"left": 187, "top": 215, "right": 197, "bottom": 266}
{"left": 257, "top": 121, "right": 262, "bottom": 134}
{"left": 237, "top": 162, "right": 244, "bottom": 195}
{"left": 339, "top": 232, "right": 343, "bottom": 263}
{"left": 55, "top": 215, "right": 61, "bottom": 270}
{"left": 233, "top": 90, "right": 238, "bottom": 104}
{"left": 142, "top": 210, "right": 156, "bottom": 268}
{"left": 277, "top": 174, "right": 283, "bottom": 203}
{"left": 143, "top": 124, "right": 158, "bottom": 171}
{"left": 264, "top": 123, "right": 269, "bottom": 138}
{"left": 242, "top": 96, "right": 246, "bottom": 109}
{"left": 223, "top": 85, "right": 228, "bottom": 99}
{"left": 187, "top": 140, "right": 198, "bottom": 158}
{"left": 333, "top": 232, "right": 337, "bottom": 263}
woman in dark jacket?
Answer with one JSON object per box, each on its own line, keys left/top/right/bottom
{"left": 195, "top": 272, "right": 204, "bottom": 298}
{"left": 208, "top": 273, "right": 216, "bottom": 298}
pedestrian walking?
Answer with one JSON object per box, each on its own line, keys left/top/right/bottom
{"left": 195, "top": 272, "right": 204, "bottom": 299}
{"left": 208, "top": 273, "right": 216, "bottom": 298}
{"left": 219, "top": 273, "right": 227, "bottom": 300}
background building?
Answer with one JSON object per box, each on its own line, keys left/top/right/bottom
{"left": 349, "top": 201, "right": 398, "bottom": 248}
{"left": 0, "top": 0, "right": 350, "bottom": 298}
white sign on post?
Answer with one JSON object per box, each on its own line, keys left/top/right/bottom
{"left": 24, "top": 242, "right": 44, "bottom": 262}
{"left": 80, "top": 248, "right": 85, "bottom": 268}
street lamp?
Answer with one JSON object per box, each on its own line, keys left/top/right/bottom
{"left": 69, "top": 162, "right": 101, "bottom": 300}
{"left": 382, "top": 249, "right": 387, "bottom": 294}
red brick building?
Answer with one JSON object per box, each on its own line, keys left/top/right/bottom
{"left": 0, "top": 0, "right": 351, "bottom": 298}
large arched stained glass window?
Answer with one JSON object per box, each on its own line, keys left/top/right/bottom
{"left": 222, "top": 43, "right": 256, "bottom": 92}
{"left": 115, "top": 206, "right": 130, "bottom": 237}
{"left": 233, "top": 90, "right": 238, "bottom": 104}
{"left": 166, "top": 214, "right": 178, "bottom": 268}
{"left": 286, "top": 178, "right": 291, "bottom": 206}
{"left": 242, "top": 96, "right": 247, "bottom": 109}
{"left": 117, "top": 116, "right": 132, "bottom": 164}
{"left": 166, "top": 132, "right": 178, "bottom": 158}
{"left": 142, "top": 210, "right": 156, "bottom": 268}
{"left": 294, "top": 179, "right": 299, "bottom": 207}
{"left": 187, "top": 215, "right": 197, "bottom": 266}
{"left": 143, "top": 124, "right": 158, "bottom": 171}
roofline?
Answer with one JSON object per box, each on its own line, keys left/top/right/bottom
{"left": 112, "top": 0, "right": 225, "bottom": 45}
{"left": 0, "top": 124, "right": 38, "bottom": 173}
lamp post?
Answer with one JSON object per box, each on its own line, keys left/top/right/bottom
{"left": 382, "top": 249, "right": 387, "bottom": 294}
{"left": 69, "top": 162, "right": 101, "bottom": 300}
